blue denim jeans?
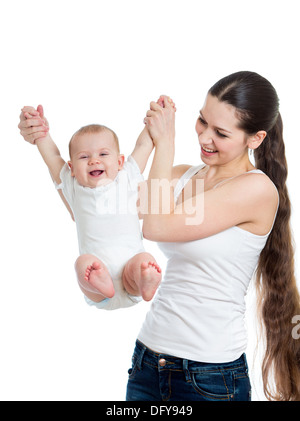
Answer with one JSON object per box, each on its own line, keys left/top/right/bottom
{"left": 126, "top": 340, "right": 251, "bottom": 401}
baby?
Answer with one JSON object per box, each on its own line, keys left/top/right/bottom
{"left": 20, "top": 104, "right": 167, "bottom": 310}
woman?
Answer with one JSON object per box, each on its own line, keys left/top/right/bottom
{"left": 127, "top": 71, "right": 300, "bottom": 401}
{"left": 18, "top": 72, "right": 300, "bottom": 401}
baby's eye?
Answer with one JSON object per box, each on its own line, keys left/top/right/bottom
{"left": 79, "top": 155, "right": 88, "bottom": 159}
{"left": 100, "top": 153, "right": 108, "bottom": 156}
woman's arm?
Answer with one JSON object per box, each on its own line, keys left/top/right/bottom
{"left": 142, "top": 97, "right": 278, "bottom": 242}
{"left": 143, "top": 171, "right": 279, "bottom": 242}
{"left": 142, "top": 96, "right": 176, "bottom": 216}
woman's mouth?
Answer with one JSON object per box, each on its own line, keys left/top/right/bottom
{"left": 201, "top": 145, "right": 218, "bottom": 156}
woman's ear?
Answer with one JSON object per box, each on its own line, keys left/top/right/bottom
{"left": 247, "top": 130, "right": 267, "bottom": 151}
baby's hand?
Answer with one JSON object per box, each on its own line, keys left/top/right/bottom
{"left": 157, "top": 95, "right": 176, "bottom": 112}
{"left": 22, "top": 106, "right": 39, "bottom": 119}
{"left": 144, "top": 95, "right": 176, "bottom": 146}
{"left": 19, "top": 105, "right": 49, "bottom": 144}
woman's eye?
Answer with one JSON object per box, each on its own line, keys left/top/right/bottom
{"left": 216, "top": 131, "right": 227, "bottom": 138}
{"left": 198, "top": 117, "right": 206, "bottom": 125}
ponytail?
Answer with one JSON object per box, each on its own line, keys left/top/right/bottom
{"left": 210, "top": 71, "right": 300, "bottom": 399}
{"left": 254, "top": 114, "right": 300, "bottom": 400}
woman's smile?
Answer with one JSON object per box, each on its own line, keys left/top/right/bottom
{"left": 201, "top": 145, "right": 218, "bottom": 156}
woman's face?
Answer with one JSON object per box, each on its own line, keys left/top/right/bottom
{"left": 195, "top": 94, "right": 249, "bottom": 166}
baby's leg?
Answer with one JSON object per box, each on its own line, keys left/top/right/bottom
{"left": 75, "top": 254, "right": 115, "bottom": 302}
{"left": 122, "top": 252, "right": 162, "bottom": 301}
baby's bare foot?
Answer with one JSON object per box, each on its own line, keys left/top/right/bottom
{"left": 85, "top": 262, "right": 115, "bottom": 298}
{"left": 140, "top": 261, "right": 162, "bottom": 301}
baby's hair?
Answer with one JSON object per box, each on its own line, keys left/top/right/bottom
{"left": 69, "top": 124, "right": 120, "bottom": 157}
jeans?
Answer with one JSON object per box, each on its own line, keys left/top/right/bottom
{"left": 126, "top": 340, "right": 251, "bottom": 401}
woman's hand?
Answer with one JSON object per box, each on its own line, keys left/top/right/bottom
{"left": 18, "top": 105, "right": 49, "bottom": 144}
{"left": 144, "top": 95, "right": 176, "bottom": 147}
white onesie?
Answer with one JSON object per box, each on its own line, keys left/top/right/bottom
{"left": 56, "top": 155, "right": 145, "bottom": 310}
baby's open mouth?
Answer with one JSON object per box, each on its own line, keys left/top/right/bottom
{"left": 89, "top": 170, "right": 104, "bottom": 177}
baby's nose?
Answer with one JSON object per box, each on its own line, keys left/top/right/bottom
{"left": 89, "top": 157, "right": 100, "bottom": 165}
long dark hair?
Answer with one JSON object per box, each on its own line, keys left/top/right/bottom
{"left": 209, "top": 71, "right": 300, "bottom": 401}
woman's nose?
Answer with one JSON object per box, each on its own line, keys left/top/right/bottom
{"left": 198, "top": 130, "right": 213, "bottom": 143}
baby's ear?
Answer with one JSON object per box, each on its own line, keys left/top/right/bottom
{"left": 118, "top": 154, "right": 125, "bottom": 170}
{"left": 68, "top": 160, "right": 75, "bottom": 176}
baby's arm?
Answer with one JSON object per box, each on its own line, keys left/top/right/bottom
{"left": 20, "top": 105, "right": 65, "bottom": 184}
{"left": 19, "top": 106, "right": 74, "bottom": 220}
{"left": 131, "top": 126, "right": 154, "bottom": 174}
{"left": 33, "top": 119, "right": 73, "bottom": 216}
{"left": 36, "top": 132, "right": 66, "bottom": 185}
{"left": 36, "top": 133, "right": 76, "bottom": 219}
{"left": 131, "top": 97, "right": 176, "bottom": 173}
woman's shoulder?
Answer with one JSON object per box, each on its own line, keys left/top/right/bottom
{"left": 171, "top": 164, "right": 201, "bottom": 180}
{"left": 243, "top": 170, "right": 278, "bottom": 195}
{"left": 172, "top": 164, "right": 191, "bottom": 178}
{"left": 227, "top": 170, "right": 279, "bottom": 208}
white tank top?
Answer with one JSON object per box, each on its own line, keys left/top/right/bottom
{"left": 138, "top": 165, "right": 278, "bottom": 363}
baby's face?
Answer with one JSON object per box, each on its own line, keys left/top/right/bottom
{"left": 68, "top": 131, "right": 124, "bottom": 188}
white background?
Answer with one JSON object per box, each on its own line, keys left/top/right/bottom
{"left": 1, "top": 0, "right": 299, "bottom": 401}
